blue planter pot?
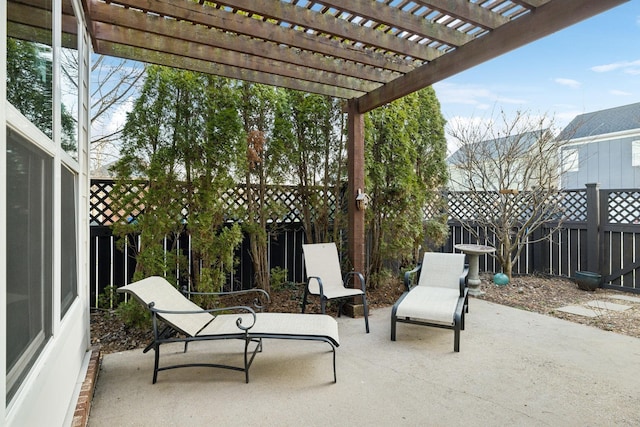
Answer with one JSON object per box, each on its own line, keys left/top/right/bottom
{"left": 574, "top": 271, "right": 601, "bottom": 291}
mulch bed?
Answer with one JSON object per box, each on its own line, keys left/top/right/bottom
{"left": 91, "top": 274, "right": 640, "bottom": 355}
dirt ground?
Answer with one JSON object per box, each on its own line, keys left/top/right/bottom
{"left": 91, "top": 273, "right": 640, "bottom": 355}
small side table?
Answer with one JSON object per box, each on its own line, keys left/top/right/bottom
{"left": 454, "top": 244, "right": 496, "bottom": 296}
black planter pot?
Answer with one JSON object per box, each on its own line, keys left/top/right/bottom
{"left": 574, "top": 271, "right": 601, "bottom": 291}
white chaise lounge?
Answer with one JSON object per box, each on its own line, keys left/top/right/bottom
{"left": 118, "top": 276, "right": 340, "bottom": 383}
{"left": 391, "top": 252, "right": 469, "bottom": 351}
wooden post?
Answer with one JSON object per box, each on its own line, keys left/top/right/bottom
{"left": 345, "top": 99, "right": 366, "bottom": 317}
{"left": 585, "top": 183, "right": 600, "bottom": 273}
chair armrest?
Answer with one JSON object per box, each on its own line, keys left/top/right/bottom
{"left": 403, "top": 264, "right": 422, "bottom": 291}
{"left": 147, "top": 302, "right": 257, "bottom": 331}
{"left": 307, "top": 276, "right": 325, "bottom": 297}
{"left": 459, "top": 264, "right": 469, "bottom": 297}
{"left": 182, "top": 287, "right": 271, "bottom": 311}
{"left": 344, "top": 271, "right": 366, "bottom": 292}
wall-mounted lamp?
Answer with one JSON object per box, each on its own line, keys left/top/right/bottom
{"left": 355, "top": 188, "right": 370, "bottom": 210}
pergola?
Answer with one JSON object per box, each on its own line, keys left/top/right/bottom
{"left": 73, "top": 0, "right": 631, "bottom": 288}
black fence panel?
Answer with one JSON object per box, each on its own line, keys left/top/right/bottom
{"left": 89, "top": 223, "right": 308, "bottom": 307}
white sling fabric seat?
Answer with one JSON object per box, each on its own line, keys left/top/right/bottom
{"left": 118, "top": 276, "right": 340, "bottom": 384}
{"left": 302, "top": 242, "right": 370, "bottom": 333}
{"left": 391, "top": 252, "right": 468, "bottom": 351}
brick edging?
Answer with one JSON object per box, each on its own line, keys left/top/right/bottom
{"left": 71, "top": 346, "right": 101, "bottom": 427}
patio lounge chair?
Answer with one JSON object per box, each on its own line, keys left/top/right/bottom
{"left": 302, "top": 242, "right": 370, "bottom": 333}
{"left": 391, "top": 252, "right": 469, "bottom": 351}
{"left": 117, "top": 276, "right": 340, "bottom": 384}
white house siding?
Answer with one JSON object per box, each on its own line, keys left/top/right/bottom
{"left": 2, "top": 1, "right": 92, "bottom": 425}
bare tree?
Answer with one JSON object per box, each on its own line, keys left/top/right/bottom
{"left": 59, "top": 51, "right": 145, "bottom": 168}
{"left": 447, "top": 110, "right": 574, "bottom": 278}
{"left": 90, "top": 55, "right": 145, "bottom": 168}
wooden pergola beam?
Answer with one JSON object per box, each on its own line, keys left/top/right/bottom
{"left": 95, "top": 41, "right": 365, "bottom": 99}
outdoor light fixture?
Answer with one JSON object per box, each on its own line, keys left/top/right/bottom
{"left": 355, "top": 188, "right": 370, "bottom": 210}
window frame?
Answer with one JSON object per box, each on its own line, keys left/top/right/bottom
{"left": 562, "top": 147, "right": 579, "bottom": 173}
{"left": 631, "top": 140, "right": 640, "bottom": 167}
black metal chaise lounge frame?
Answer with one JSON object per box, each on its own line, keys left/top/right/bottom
{"left": 117, "top": 276, "right": 340, "bottom": 384}
{"left": 391, "top": 252, "right": 469, "bottom": 352}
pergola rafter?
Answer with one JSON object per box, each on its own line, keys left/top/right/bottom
{"left": 9, "top": 0, "right": 628, "bottom": 112}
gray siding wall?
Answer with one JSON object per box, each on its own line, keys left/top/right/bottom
{"left": 562, "top": 136, "right": 640, "bottom": 189}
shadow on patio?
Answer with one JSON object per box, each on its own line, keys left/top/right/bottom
{"left": 89, "top": 299, "right": 640, "bottom": 426}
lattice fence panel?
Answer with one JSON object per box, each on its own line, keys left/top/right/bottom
{"left": 90, "top": 180, "right": 338, "bottom": 227}
{"left": 445, "top": 190, "right": 574, "bottom": 224}
{"left": 90, "top": 180, "right": 148, "bottom": 226}
{"left": 607, "top": 190, "right": 640, "bottom": 224}
{"left": 561, "top": 190, "right": 587, "bottom": 222}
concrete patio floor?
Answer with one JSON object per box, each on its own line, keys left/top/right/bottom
{"left": 89, "top": 299, "right": 640, "bottom": 426}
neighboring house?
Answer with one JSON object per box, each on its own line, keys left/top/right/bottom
{"left": 90, "top": 161, "right": 117, "bottom": 179}
{"left": 447, "top": 129, "right": 556, "bottom": 192}
{"left": 558, "top": 102, "right": 640, "bottom": 189}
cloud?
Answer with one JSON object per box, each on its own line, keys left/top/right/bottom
{"left": 610, "top": 89, "right": 632, "bottom": 96}
{"left": 91, "top": 99, "right": 134, "bottom": 142}
{"left": 434, "top": 82, "right": 526, "bottom": 107}
{"left": 434, "top": 82, "right": 493, "bottom": 105}
{"left": 591, "top": 59, "right": 640, "bottom": 74}
{"left": 554, "top": 78, "right": 581, "bottom": 89}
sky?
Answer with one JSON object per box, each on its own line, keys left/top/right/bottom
{"left": 433, "top": 1, "right": 640, "bottom": 154}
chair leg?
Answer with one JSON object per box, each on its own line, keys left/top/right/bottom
{"left": 362, "top": 294, "right": 370, "bottom": 333}
{"left": 390, "top": 303, "right": 398, "bottom": 341}
{"left": 337, "top": 300, "right": 345, "bottom": 318}
{"left": 390, "top": 316, "right": 397, "bottom": 341}
{"left": 454, "top": 326, "right": 460, "bottom": 352}
{"left": 331, "top": 345, "right": 337, "bottom": 383}
{"left": 244, "top": 337, "right": 250, "bottom": 383}
{"left": 152, "top": 344, "right": 160, "bottom": 384}
{"left": 454, "top": 310, "right": 462, "bottom": 352}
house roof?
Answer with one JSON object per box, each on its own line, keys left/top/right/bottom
{"left": 558, "top": 102, "right": 640, "bottom": 140}
{"left": 447, "top": 129, "right": 548, "bottom": 165}
{"left": 7, "top": 0, "right": 625, "bottom": 114}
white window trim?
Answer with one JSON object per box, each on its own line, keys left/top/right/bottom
{"left": 632, "top": 140, "right": 640, "bottom": 167}
{"left": 562, "top": 147, "right": 579, "bottom": 173}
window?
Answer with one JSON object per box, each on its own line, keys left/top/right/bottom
{"left": 562, "top": 148, "right": 579, "bottom": 172}
{"left": 632, "top": 141, "right": 640, "bottom": 167}
{"left": 6, "top": 129, "right": 53, "bottom": 401}
{"left": 61, "top": 165, "right": 78, "bottom": 317}
{"left": 61, "top": 0, "right": 79, "bottom": 158}
{"left": 6, "top": 37, "right": 53, "bottom": 138}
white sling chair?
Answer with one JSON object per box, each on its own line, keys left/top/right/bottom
{"left": 302, "top": 242, "right": 370, "bottom": 333}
